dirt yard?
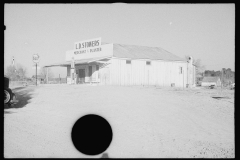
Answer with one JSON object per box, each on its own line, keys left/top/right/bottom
{"left": 4, "top": 84, "right": 235, "bottom": 158}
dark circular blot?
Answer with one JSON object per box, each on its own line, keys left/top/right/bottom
{"left": 71, "top": 114, "right": 113, "bottom": 156}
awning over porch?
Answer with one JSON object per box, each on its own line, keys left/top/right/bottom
{"left": 43, "top": 56, "right": 112, "bottom": 68}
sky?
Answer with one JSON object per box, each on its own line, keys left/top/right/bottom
{"left": 4, "top": 3, "right": 235, "bottom": 78}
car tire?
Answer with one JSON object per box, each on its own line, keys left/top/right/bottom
{"left": 4, "top": 88, "right": 12, "bottom": 104}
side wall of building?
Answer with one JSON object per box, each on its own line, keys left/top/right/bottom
{"left": 65, "top": 58, "right": 196, "bottom": 87}
{"left": 109, "top": 58, "right": 195, "bottom": 87}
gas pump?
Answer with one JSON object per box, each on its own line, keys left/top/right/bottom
{"left": 71, "top": 57, "right": 75, "bottom": 84}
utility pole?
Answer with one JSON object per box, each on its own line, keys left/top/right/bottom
{"left": 33, "top": 54, "right": 40, "bottom": 86}
{"left": 36, "top": 63, "right": 37, "bottom": 86}
{"left": 221, "top": 68, "right": 224, "bottom": 92}
{"left": 46, "top": 67, "right": 49, "bottom": 84}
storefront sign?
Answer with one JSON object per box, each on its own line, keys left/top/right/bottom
{"left": 74, "top": 37, "right": 101, "bottom": 50}
{"left": 74, "top": 37, "right": 102, "bottom": 55}
{"left": 66, "top": 43, "right": 113, "bottom": 62}
{"left": 74, "top": 47, "right": 102, "bottom": 55}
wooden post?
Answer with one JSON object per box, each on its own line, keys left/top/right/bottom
{"left": 46, "top": 67, "right": 49, "bottom": 84}
{"left": 187, "top": 62, "right": 188, "bottom": 87}
{"left": 183, "top": 69, "right": 184, "bottom": 90}
{"left": 221, "top": 69, "right": 223, "bottom": 92}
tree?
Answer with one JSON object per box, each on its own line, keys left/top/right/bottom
{"left": 16, "top": 63, "right": 27, "bottom": 80}
{"left": 5, "top": 65, "right": 17, "bottom": 80}
{"left": 185, "top": 56, "right": 205, "bottom": 76}
{"left": 40, "top": 67, "right": 54, "bottom": 83}
{"left": 215, "top": 71, "right": 221, "bottom": 77}
{"left": 226, "top": 68, "right": 232, "bottom": 79}
{"left": 5, "top": 63, "right": 28, "bottom": 81}
{"left": 185, "top": 56, "right": 206, "bottom": 85}
{"left": 224, "top": 68, "right": 234, "bottom": 85}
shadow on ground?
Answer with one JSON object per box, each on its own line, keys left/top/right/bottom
{"left": 4, "top": 86, "right": 36, "bottom": 113}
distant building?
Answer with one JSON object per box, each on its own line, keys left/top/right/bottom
{"left": 201, "top": 77, "right": 221, "bottom": 87}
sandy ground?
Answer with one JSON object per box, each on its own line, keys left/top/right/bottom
{"left": 4, "top": 84, "right": 235, "bottom": 158}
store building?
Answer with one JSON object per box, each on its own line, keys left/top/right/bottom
{"left": 43, "top": 37, "right": 196, "bottom": 88}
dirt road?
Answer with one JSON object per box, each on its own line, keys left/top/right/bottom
{"left": 4, "top": 84, "right": 235, "bottom": 158}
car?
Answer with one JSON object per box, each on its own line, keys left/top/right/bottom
{"left": 207, "top": 84, "right": 216, "bottom": 89}
{"left": 230, "top": 83, "right": 235, "bottom": 90}
{"left": 4, "top": 76, "right": 18, "bottom": 104}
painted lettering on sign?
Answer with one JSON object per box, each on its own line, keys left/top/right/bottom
{"left": 74, "top": 37, "right": 101, "bottom": 50}
{"left": 74, "top": 47, "right": 102, "bottom": 55}
{"left": 75, "top": 40, "right": 100, "bottom": 49}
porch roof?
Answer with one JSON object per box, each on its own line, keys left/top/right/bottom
{"left": 43, "top": 56, "right": 111, "bottom": 68}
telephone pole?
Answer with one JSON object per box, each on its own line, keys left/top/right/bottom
{"left": 33, "top": 54, "right": 40, "bottom": 86}
{"left": 221, "top": 68, "right": 223, "bottom": 92}
{"left": 183, "top": 69, "right": 184, "bottom": 90}
{"left": 36, "top": 63, "right": 37, "bottom": 86}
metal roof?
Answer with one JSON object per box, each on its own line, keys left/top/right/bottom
{"left": 113, "top": 43, "right": 186, "bottom": 61}
{"left": 43, "top": 43, "right": 187, "bottom": 68}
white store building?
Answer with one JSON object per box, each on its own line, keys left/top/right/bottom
{"left": 43, "top": 37, "right": 196, "bottom": 88}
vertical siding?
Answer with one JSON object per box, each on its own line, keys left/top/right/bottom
{"left": 99, "top": 62, "right": 111, "bottom": 85}
{"left": 110, "top": 58, "right": 192, "bottom": 88}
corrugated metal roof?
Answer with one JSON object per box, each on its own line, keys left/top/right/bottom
{"left": 44, "top": 43, "right": 186, "bottom": 68}
{"left": 202, "top": 77, "right": 220, "bottom": 82}
{"left": 113, "top": 43, "right": 185, "bottom": 61}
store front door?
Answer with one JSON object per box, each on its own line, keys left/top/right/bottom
{"left": 78, "top": 69, "right": 85, "bottom": 84}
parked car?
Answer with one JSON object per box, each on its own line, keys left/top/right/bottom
{"left": 4, "top": 76, "right": 18, "bottom": 104}
{"left": 208, "top": 84, "right": 216, "bottom": 89}
{"left": 230, "top": 83, "right": 235, "bottom": 90}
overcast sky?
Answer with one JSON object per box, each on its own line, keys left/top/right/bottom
{"left": 4, "top": 3, "right": 235, "bottom": 78}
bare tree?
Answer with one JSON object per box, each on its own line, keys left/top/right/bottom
{"left": 40, "top": 67, "right": 54, "bottom": 83}
{"left": 185, "top": 56, "right": 205, "bottom": 76}
{"left": 16, "top": 63, "right": 27, "bottom": 80}
{"left": 5, "top": 63, "right": 28, "bottom": 81}
{"left": 222, "top": 68, "right": 234, "bottom": 86}
{"left": 185, "top": 56, "right": 205, "bottom": 85}
{"left": 5, "top": 65, "right": 17, "bottom": 80}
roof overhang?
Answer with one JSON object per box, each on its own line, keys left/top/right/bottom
{"left": 43, "top": 56, "right": 112, "bottom": 68}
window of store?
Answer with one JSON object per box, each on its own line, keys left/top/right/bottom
{"left": 146, "top": 61, "right": 151, "bottom": 65}
{"left": 126, "top": 60, "right": 131, "bottom": 64}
